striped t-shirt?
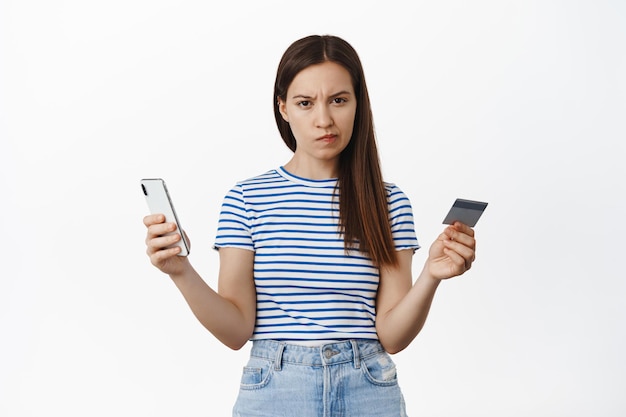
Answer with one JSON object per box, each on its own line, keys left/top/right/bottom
{"left": 213, "top": 167, "right": 420, "bottom": 342}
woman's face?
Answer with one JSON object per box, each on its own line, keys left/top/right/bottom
{"left": 278, "top": 61, "right": 357, "bottom": 175}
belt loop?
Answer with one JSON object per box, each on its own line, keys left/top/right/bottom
{"left": 350, "top": 340, "right": 360, "bottom": 369}
{"left": 274, "top": 342, "right": 286, "bottom": 371}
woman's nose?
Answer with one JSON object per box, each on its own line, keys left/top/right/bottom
{"left": 315, "top": 105, "right": 334, "bottom": 128}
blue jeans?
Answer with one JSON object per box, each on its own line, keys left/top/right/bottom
{"left": 232, "top": 339, "right": 408, "bottom": 417}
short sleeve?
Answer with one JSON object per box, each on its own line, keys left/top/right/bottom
{"left": 213, "top": 183, "right": 255, "bottom": 251}
{"left": 387, "top": 184, "right": 421, "bottom": 252}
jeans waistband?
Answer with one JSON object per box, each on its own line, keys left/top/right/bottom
{"left": 249, "top": 339, "right": 385, "bottom": 370}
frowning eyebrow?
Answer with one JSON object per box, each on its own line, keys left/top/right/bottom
{"left": 290, "top": 90, "right": 353, "bottom": 100}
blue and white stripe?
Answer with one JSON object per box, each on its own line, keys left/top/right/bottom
{"left": 214, "top": 167, "right": 420, "bottom": 342}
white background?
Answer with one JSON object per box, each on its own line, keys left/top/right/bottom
{"left": 1, "top": 1, "right": 625, "bottom": 416}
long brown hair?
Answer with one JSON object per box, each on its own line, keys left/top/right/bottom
{"left": 273, "top": 35, "right": 397, "bottom": 267}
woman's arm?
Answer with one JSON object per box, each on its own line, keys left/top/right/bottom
{"left": 144, "top": 214, "right": 256, "bottom": 350}
{"left": 375, "top": 222, "right": 476, "bottom": 354}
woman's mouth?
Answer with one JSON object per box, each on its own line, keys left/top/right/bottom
{"left": 318, "top": 134, "right": 337, "bottom": 142}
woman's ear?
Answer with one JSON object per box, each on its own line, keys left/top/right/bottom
{"left": 277, "top": 98, "right": 289, "bottom": 122}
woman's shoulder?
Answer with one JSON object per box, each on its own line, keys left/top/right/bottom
{"left": 236, "top": 168, "right": 281, "bottom": 185}
{"left": 219, "top": 168, "right": 276, "bottom": 190}
{"left": 220, "top": 168, "right": 284, "bottom": 192}
{"left": 384, "top": 181, "right": 408, "bottom": 196}
{"left": 224, "top": 168, "right": 287, "bottom": 196}
{"left": 220, "top": 169, "right": 282, "bottom": 206}
{"left": 384, "top": 181, "right": 415, "bottom": 208}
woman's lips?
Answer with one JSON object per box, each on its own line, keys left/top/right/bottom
{"left": 318, "top": 134, "right": 337, "bottom": 142}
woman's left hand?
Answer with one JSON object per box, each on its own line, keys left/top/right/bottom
{"left": 427, "top": 222, "right": 476, "bottom": 280}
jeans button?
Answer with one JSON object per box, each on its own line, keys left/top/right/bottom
{"left": 324, "top": 348, "right": 337, "bottom": 359}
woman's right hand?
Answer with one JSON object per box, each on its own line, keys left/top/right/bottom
{"left": 143, "top": 213, "right": 191, "bottom": 276}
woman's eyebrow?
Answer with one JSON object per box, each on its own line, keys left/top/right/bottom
{"left": 291, "top": 94, "right": 314, "bottom": 100}
{"left": 290, "top": 90, "right": 353, "bottom": 100}
{"left": 329, "top": 90, "right": 353, "bottom": 98}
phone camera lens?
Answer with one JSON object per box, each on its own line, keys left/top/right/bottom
{"left": 141, "top": 184, "right": 148, "bottom": 196}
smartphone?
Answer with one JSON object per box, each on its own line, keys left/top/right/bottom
{"left": 442, "top": 198, "right": 488, "bottom": 228}
{"left": 140, "top": 178, "right": 190, "bottom": 256}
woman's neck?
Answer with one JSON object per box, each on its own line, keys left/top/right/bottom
{"left": 283, "top": 158, "right": 339, "bottom": 180}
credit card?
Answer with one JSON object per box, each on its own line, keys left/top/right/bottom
{"left": 442, "top": 198, "right": 488, "bottom": 227}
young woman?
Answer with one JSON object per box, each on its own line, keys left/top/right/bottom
{"left": 143, "top": 34, "right": 477, "bottom": 417}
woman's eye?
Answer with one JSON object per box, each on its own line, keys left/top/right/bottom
{"left": 297, "top": 100, "right": 311, "bottom": 107}
{"left": 332, "top": 97, "right": 347, "bottom": 104}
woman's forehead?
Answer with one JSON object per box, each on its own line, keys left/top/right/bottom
{"left": 287, "top": 62, "right": 354, "bottom": 97}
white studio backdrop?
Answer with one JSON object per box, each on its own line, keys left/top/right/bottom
{"left": 1, "top": 0, "right": 625, "bottom": 416}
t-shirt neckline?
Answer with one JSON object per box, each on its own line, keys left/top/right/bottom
{"left": 277, "top": 166, "right": 338, "bottom": 188}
